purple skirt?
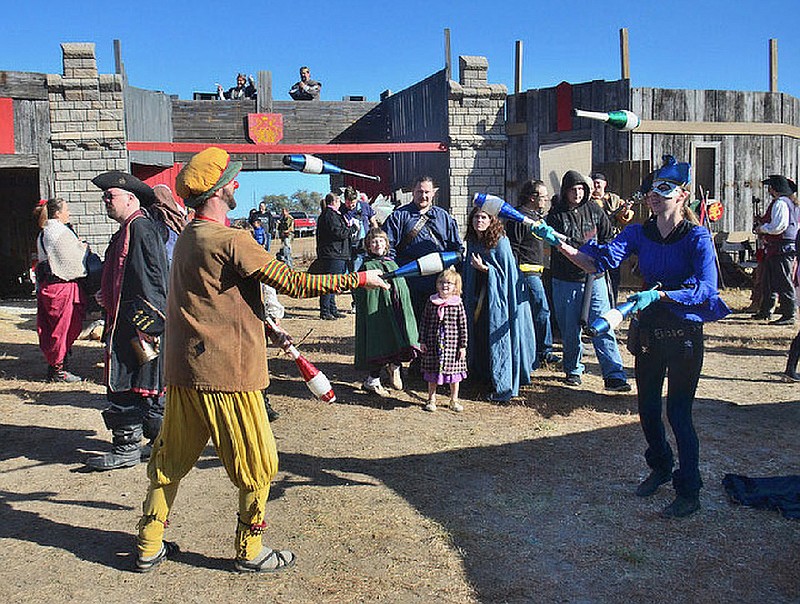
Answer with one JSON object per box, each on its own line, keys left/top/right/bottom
{"left": 423, "top": 371, "right": 467, "bottom": 385}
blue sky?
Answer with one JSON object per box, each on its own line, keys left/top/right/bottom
{"left": 3, "top": 0, "right": 798, "bottom": 214}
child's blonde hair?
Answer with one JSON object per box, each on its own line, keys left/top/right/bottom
{"left": 436, "top": 267, "right": 462, "bottom": 295}
{"left": 364, "top": 227, "right": 389, "bottom": 253}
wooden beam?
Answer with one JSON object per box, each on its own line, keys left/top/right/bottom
{"left": 637, "top": 119, "right": 800, "bottom": 139}
{"left": 769, "top": 39, "right": 778, "bottom": 93}
{"left": 256, "top": 71, "right": 273, "bottom": 170}
{"left": 444, "top": 28, "right": 451, "bottom": 80}
{"left": 127, "top": 141, "right": 448, "bottom": 154}
{"left": 514, "top": 40, "right": 523, "bottom": 95}
{"left": 0, "top": 153, "right": 38, "bottom": 168}
{"left": 506, "top": 122, "right": 527, "bottom": 137}
{"left": 620, "top": 28, "right": 630, "bottom": 80}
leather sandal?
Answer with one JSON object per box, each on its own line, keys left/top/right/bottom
{"left": 235, "top": 547, "right": 296, "bottom": 573}
{"left": 135, "top": 541, "right": 179, "bottom": 573}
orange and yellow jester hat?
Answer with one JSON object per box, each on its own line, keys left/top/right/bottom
{"left": 176, "top": 147, "right": 242, "bottom": 208}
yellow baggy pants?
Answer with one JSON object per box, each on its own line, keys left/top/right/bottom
{"left": 136, "top": 386, "right": 278, "bottom": 561}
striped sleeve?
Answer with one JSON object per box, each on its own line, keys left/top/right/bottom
{"left": 251, "top": 259, "right": 363, "bottom": 298}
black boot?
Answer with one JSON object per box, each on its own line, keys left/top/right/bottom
{"left": 263, "top": 393, "right": 279, "bottom": 422}
{"left": 86, "top": 425, "right": 143, "bottom": 470}
{"left": 783, "top": 333, "right": 800, "bottom": 382}
{"left": 661, "top": 493, "right": 700, "bottom": 518}
{"left": 635, "top": 470, "right": 672, "bottom": 497}
{"left": 770, "top": 305, "right": 796, "bottom": 326}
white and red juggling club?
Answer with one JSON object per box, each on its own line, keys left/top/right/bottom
{"left": 583, "top": 283, "right": 661, "bottom": 338}
{"left": 572, "top": 108, "right": 640, "bottom": 131}
{"left": 265, "top": 317, "right": 336, "bottom": 403}
{"left": 282, "top": 154, "right": 381, "bottom": 182}
{"left": 381, "top": 251, "right": 460, "bottom": 280}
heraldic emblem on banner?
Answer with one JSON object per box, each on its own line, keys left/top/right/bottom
{"left": 247, "top": 113, "right": 284, "bottom": 144}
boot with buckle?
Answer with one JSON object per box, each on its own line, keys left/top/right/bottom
{"left": 86, "top": 425, "right": 143, "bottom": 471}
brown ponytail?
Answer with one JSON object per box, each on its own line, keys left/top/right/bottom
{"left": 33, "top": 197, "right": 66, "bottom": 229}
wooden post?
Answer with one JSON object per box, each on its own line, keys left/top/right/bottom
{"left": 257, "top": 70, "right": 273, "bottom": 113}
{"left": 514, "top": 40, "right": 523, "bottom": 95}
{"left": 619, "top": 28, "right": 630, "bottom": 80}
{"left": 444, "top": 28, "right": 451, "bottom": 80}
{"left": 257, "top": 71, "right": 273, "bottom": 170}
{"left": 113, "top": 39, "right": 126, "bottom": 83}
{"left": 769, "top": 39, "right": 778, "bottom": 93}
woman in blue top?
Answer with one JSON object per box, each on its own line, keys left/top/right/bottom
{"left": 553, "top": 156, "right": 730, "bottom": 518}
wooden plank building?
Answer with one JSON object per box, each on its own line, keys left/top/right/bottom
{"left": 506, "top": 79, "right": 800, "bottom": 235}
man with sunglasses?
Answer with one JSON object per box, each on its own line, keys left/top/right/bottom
{"left": 87, "top": 172, "right": 169, "bottom": 471}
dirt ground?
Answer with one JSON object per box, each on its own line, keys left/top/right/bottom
{"left": 1, "top": 236, "right": 799, "bottom": 604}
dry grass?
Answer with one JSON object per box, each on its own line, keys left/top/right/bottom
{"left": 0, "top": 242, "right": 798, "bottom": 603}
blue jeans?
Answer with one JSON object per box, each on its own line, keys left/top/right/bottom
{"left": 551, "top": 276, "right": 626, "bottom": 381}
{"left": 522, "top": 273, "right": 554, "bottom": 361}
{"left": 264, "top": 232, "right": 272, "bottom": 253}
{"left": 279, "top": 236, "right": 293, "bottom": 268}
{"left": 318, "top": 258, "right": 347, "bottom": 316}
{"left": 635, "top": 328, "right": 704, "bottom": 496}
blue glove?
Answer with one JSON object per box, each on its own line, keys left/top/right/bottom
{"left": 531, "top": 222, "right": 562, "bottom": 247}
{"left": 627, "top": 290, "right": 660, "bottom": 312}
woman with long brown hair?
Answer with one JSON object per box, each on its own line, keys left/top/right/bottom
{"left": 462, "top": 205, "right": 536, "bottom": 402}
{"left": 34, "top": 197, "right": 90, "bottom": 382}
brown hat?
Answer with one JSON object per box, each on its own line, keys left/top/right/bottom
{"left": 91, "top": 171, "right": 155, "bottom": 206}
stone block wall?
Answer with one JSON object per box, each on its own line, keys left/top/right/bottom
{"left": 447, "top": 56, "right": 507, "bottom": 231}
{"left": 47, "top": 43, "right": 128, "bottom": 253}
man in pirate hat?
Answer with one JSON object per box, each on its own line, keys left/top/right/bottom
{"left": 86, "top": 171, "right": 169, "bottom": 471}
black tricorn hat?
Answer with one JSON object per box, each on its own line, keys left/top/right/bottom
{"left": 92, "top": 171, "right": 155, "bottom": 206}
{"left": 761, "top": 174, "right": 795, "bottom": 197}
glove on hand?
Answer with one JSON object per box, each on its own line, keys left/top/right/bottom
{"left": 531, "top": 222, "right": 562, "bottom": 247}
{"left": 627, "top": 290, "right": 660, "bottom": 312}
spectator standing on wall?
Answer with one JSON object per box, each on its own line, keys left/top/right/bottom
{"left": 289, "top": 66, "right": 321, "bottom": 100}
{"left": 217, "top": 73, "right": 256, "bottom": 100}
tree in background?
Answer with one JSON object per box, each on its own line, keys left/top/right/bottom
{"left": 290, "top": 190, "right": 323, "bottom": 214}
{"left": 257, "top": 191, "right": 323, "bottom": 215}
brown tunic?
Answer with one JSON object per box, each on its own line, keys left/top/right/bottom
{"left": 165, "top": 221, "right": 271, "bottom": 392}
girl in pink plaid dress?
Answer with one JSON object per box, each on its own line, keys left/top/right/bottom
{"left": 420, "top": 268, "right": 468, "bottom": 412}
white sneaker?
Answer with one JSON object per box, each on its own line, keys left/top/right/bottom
{"left": 387, "top": 364, "right": 403, "bottom": 390}
{"left": 363, "top": 377, "right": 389, "bottom": 397}
{"left": 450, "top": 400, "right": 464, "bottom": 412}
{"left": 424, "top": 401, "right": 437, "bottom": 412}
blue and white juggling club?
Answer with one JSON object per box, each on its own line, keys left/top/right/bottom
{"left": 473, "top": 193, "right": 534, "bottom": 225}
{"left": 381, "top": 251, "right": 460, "bottom": 280}
{"left": 282, "top": 154, "right": 381, "bottom": 182}
{"left": 583, "top": 283, "right": 661, "bottom": 338}
{"left": 473, "top": 192, "right": 565, "bottom": 246}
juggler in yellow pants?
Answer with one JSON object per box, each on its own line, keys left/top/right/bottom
{"left": 136, "top": 386, "right": 278, "bottom": 561}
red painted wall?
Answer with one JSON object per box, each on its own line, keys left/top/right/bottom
{"left": 132, "top": 163, "right": 185, "bottom": 207}
{"left": 0, "top": 98, "right": 15, "bottom": 154}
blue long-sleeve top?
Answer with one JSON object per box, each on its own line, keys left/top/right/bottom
{"left": 580, "top": 218, "right": 730, "bottom": 323}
